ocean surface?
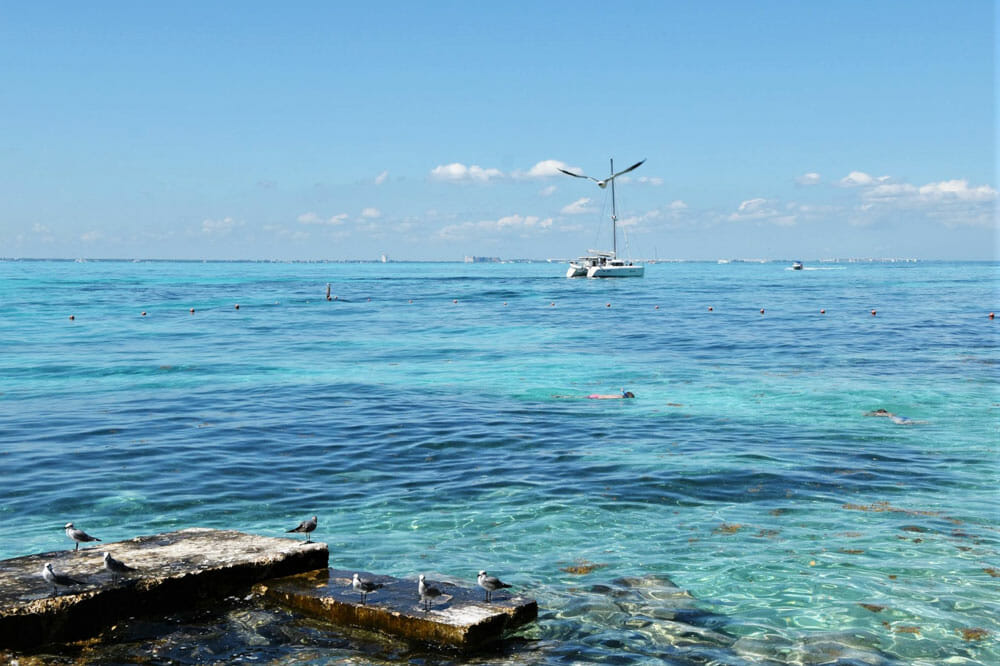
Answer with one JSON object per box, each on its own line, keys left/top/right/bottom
{"left": 1, "top": 259, "right": 997, "bottom": 664}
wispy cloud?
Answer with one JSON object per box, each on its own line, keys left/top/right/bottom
{"left": 838, "top": 171, "right": 889, "bottom": 187}
{"left": 539, "top": 185, "right": 557, "bottom": 197}
{"left": 516, "top": 159, "right": 575, "bottom": 179}
{"left": 429, "top": 162, "right": 504, "bottom": 182}
{"left": 561, "top": 197, "right": 594, "bottom": 215}
{"left": 298, "top": 212, "right": 348, "bottom": 226}
{"left": 374, "top": 170, "right": 389, "bottom": 185}
{"left": 796, "top": 172, "right": 821, "bottom": 185}
{"left": 728, "top": 198, "right": 796, "bottom": 226}
{"left": 202, "top": 217, "right": 244, "bottom": 235}
{"left": 361, "top": 207, "right": 381, "bottom": 219}
{"left": 438, "top": 214, "right": 553, "bottom": 240}
{"left": 854, "top": 178, "right": 998, "bottom": 227}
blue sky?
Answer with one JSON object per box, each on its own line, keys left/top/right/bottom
{"left": 1, "top": 1, "right": 995, "bottom": 260}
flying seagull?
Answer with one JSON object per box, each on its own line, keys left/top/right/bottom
{"left": 65, "top": 523, "right": 101, "bottom": 551}
{"left": 42, "top": 562, "right": 84, "bottom": 596}
{"left": 558, "top": 159, "right": 646, "bottom": 189}
{"left": 351, "top": 572, "right": 383, "bottom": 605}
{"left": 418, "top": 574, "right": 443, "bottom": 612}
{"left": 477, "top": 570, "right": 512, "bottom": 603}
{"left": 103, "top": 552, "right": 137, "bottom": 582}
{"left": 286, "top": 515, "right": 317, "bottom": 542}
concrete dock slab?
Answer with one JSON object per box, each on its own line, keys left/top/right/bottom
{"left": 255, "top": 568, "right": 538, "bottom": 651}
{"left": 0, "top": 528, "right": 328, "bottom": 650}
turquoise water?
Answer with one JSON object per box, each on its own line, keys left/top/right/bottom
{"left": 1, "top": 259, "right": 997, "bottom": 664}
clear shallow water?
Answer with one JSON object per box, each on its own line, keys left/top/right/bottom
{"left": 1, "top": 259, "right": 997, "bottom": 664}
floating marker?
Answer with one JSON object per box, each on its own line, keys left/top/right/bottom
{"left": 990, "top": 312, "right": 995, "bottom": 320}
{"left": 606, "top": 303, "right": 611, "bottom": 308}
{"left": 871, "top": 309, "right": 877, "bottom": 316}
{"left": 708, "top": 306, "right": 713, "bottom": 312}
{"left": 655, "top": 305, "right": 660, "bottom": 310}
{"left": 760, "top": 308, "right": 765, "bottom": 315}
{"left": 820, "top": 309, "right": 826, "bottom": 314}
{"left": 68, "top": 315, "right": 75, "bottom": 320}
{"left": 190, "top": 308, "right": 195, "bottom": 314}
{"left": 142, "top": 311, "right": 147, "bottom": 317}
{"left": 234, "top": 304, "right": 240, "bottom": 310}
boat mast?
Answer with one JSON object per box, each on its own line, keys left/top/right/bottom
{"left": 609, "top": 158, "right": 617, "bottom": 257}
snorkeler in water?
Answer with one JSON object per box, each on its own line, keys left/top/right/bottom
{"left": 865, "top": 408, "right": 922, "bottom": 425}
{"left": 587, "top": 388, "right": 635, "bottom": 399}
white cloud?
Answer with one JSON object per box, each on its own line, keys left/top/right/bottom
{"left": 517, "top": 159, "right": 574, "bottom": 179}
{"left": 796, "top": 172, "right": 821, "bottom": 185}
{"left": 852, "top": 177, "right": 998, "bottom": 227}
{"left": 728, "top": 198, "right": 796, "bottom": 226}
{"left": 375, "top": 170, "right": 389, "bottom": 185}
{"left": 80, "top": 230, "right": 103, "bottom": 242}
{"left": 561, "top": 197, "right": 594, "bottom": 215}
{"left": 839, "top": 171, "right": 889, "bottom": 187}
{"left": 429, "top": 162, "right": 504, "bottom": 182}
{"left": 669, "top": 200, "right": 688, "bottom": 210}
{"left": 202, "top": 217, "right": 243, "bottom": 235}
{"left": 298, "top": 212, "right": 348, "bottom": 226}
{"left": 539, "top": 185, "right": 557, "bottom": 197}
{"left": 918, "top": 179, "right": 996, "bottom": 202}
{"left": 361, "top": 207, "right": 381, "bottom": 219}
{"left": 636, "top": 176, "right": 664, "bottom": 186}
{"left": 438, "top": 214, "right": 554, "bottom": 240}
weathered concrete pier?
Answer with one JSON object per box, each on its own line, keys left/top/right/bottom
{"left": 0, "top": 529, "right": 537, "bottom": 655}
{"left": 256, "top": 568, "right": 538, "bottom": 651}
{"left": 0, "top": 528, "right": 327, "bottom": 650}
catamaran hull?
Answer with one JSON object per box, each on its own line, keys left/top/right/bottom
{"left": 587, "top": 265, "right": 644, "bottom": 278}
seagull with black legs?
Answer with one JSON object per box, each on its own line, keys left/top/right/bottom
{"left": 286, "top": 515, "right": 317, "bottom": 542}
{"left": 418, "top": 574, "right": 443, "bottom": 611}
{"left": 558, "top": 159, "right": 646, "bottom": 189}
{"left": 42, "top": 562, "right": 84, "bottom": 595}
{"left": 64, "top": 523, "right": 101, "bottom": 551}
{"left": 477, "top": 570, "right": 512, "bottom": 603}
{"left": 103, "top": 552, "right": 137, "bottom": 582}
{"left": 351, "top": 572, "right": 383, "bottom": 605}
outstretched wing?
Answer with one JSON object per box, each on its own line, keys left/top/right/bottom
{"left": 611, "top": 159, "right": 646, "bottom": 180}
{"left": 558, "top": 168, "right": 591, "bottom": 180}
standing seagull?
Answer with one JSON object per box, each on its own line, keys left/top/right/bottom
{"left": 558, "top": 159, "right": 646, "bottom": 189}
{"left": 418, "top": 574, "right": 443, "bottom": 611}
{"left": 477, "top": 570, "right": 512, "bottom": 603}
{"left": 42, "top": 562, "right": 84, "bottom": 596}
{"left": 351, "top": 572, "right": 383, "bottom": 605}
{"left": 286, "top": 515, "right": 317, "bottom": 542}
{"left": 65, "top": 523, "right": 101, "bottom": 551}
{"left": 103, "top": 552, "right": 137, "bottom": 582}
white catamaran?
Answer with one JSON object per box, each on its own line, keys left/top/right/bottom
{"left": 560, "top": 158, "right": 645, "bottom": 278}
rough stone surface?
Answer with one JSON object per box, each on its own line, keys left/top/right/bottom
{"left": 256, "top": 568, "right": 537, "bottom": 651}
{"left": 0, "top": 528, "right": 328, "bottom": 649}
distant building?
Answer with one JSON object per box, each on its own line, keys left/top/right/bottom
{"left": 464, "top": 256, "right": 501, "bottom": 263}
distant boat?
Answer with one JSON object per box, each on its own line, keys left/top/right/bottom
{"left": 560, "top": 158, "right": 645, "bottom": 278}
{"left": 792, "top": 261, "right": 804, "bottom": 270}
